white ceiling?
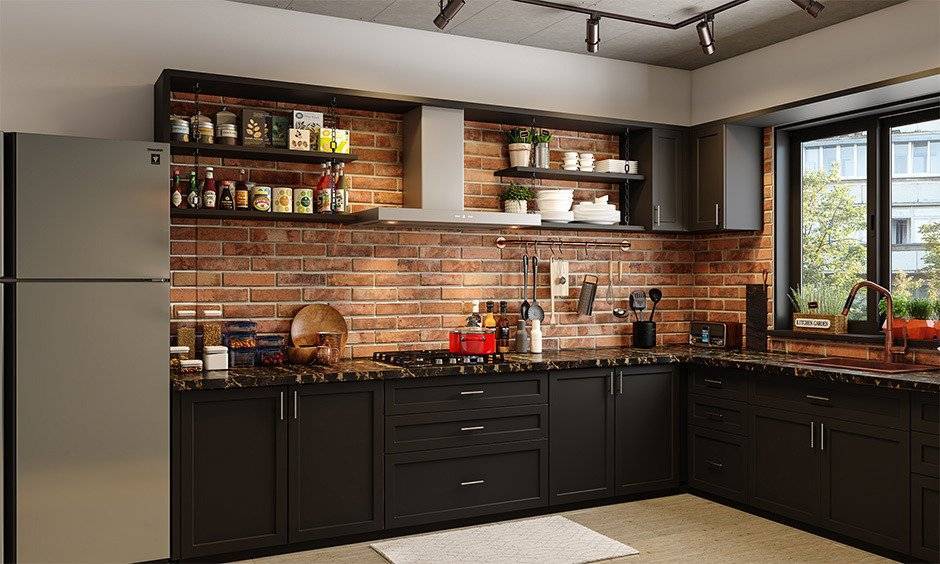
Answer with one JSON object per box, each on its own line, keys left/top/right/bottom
{"left": 232, "top": 0, "right": 905, "bottom": 70}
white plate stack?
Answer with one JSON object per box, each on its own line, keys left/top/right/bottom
{"left": 536, "top": 189, "right": 574, "bottom": 223}
{"left": 595, "top": 159, "right": 626, "bottom": 173}
{"left": 562, "top": 152, "right": 579, "bottom": 171}
{"left": 573, "top": 196, "right": 619, "bottom": 225}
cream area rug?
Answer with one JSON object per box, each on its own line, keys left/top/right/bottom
{"left": 371, "top": 515, "right": 639, "bottom": 564}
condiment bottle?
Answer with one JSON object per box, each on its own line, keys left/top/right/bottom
{"left": 171, "top": 169, "right": 184, "bottom": 209}
{"left": 332, "top": 162, "right": 345, "bottom": 213}
{"left": 483, "top": 301, "right": 497, "bottom": 328}
{"left": 316, "top": 163, "right": 333, "bottom": 213}
{"left": 202, "top": 167, "right": 217, "bottom": 209}
{"left": 186, "top": 171, "right": 200, "bottom": 209}
{"left": 530, "top": 319, "right": 543, "bottom": 354}
{"left": 234, "top": 169, "right": 250, "bottom": 210}
{"left": 496, "top": 301, "right": 511, "bottom": 353}
{"left": 218, "top": 181, "right": 235, "bottom": 210}
{"left": 466, "top": 301, "right": 481, "bottom": 327}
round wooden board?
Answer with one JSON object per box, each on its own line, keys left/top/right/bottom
{"left": 290, "top": 304, "right": 348, "bottom": 349}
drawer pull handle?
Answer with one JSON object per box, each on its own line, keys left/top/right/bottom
{"left": 460, "top": 390, "right": 485, "bottom": 396}
{"left": 703, "top": 378, "right": 723, "bottom": 388}
{"left": 460, "top": 480, "right": 485, "bottom": 486}
{"left": 705, "top": 411, "right": 724, "bottom": 421}
{"left": 705, "top": 459, "right": 724, "bottom": 470}
{"left": 805, "top": 394, "right": 830, "bottom": 403}
{"left": 460, "top": 426, "right": 485, "bottom": 432}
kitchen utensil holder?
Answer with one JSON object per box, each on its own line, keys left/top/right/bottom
{"left": 632, "top": 321, "right": 656, "bottom": 348}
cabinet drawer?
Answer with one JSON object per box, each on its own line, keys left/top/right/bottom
{"left": 688, "top": 426, "right": 748, "bottom": 503}
{"left": 689, "top": 367, "right": 748, "bottom": 401}
{"left": 751, "top": 374, "right": 909, "bottom": 429}
{"left": 911, "top": 473, "right": 940, "bottom": 562}
{"left": 688, "top": 394, "right": 750, "bottom": 436}
{"left": 385, "top": 372, "right": 547, "bottom": 415}
{"left": 385, "top": 440, "right": 548, "bottom": 528}
{"left": 912, "top": 431, "right": 940, "bottom": 478}
{"left": 385, "top": 405, "right": 548, "bottom": 453}
{"left": 912, "top": 392, "right": 939, "bottom": 434}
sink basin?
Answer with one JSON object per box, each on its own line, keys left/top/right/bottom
{"left": 794, "top": 356, "right": 940, "bottom": 374}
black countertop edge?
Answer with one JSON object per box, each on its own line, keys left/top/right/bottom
{"left": 171, "top": 346, "right": 940, "bottom": 393}
{"left": 768, "top": 329, "right": 940, "bottom": 349}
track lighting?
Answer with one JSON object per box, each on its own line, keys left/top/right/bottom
{"left": 433, "top": 0, "right": 465, "bottom": 29}
{"left": 696, "top": 16, "right": 715, "bottom": 55}
{"left": 585, "top": 16, "right": 600, "bottom": 53}
{"left": 791, "top": 0, "right": 825, "bottom": 17}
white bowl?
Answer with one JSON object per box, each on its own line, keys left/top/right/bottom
{"left": 538, "top": 202, "right": 572, "bottom": 213}
{"left": 537, "top": 189, "right": 574, "bottom": 198}
{"left": 563, "top": 151, "right": 578, "bottom": 157}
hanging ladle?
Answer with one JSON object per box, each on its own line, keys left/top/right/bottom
{"left": 608, "top": 261, "right": 628, "bottom": 318}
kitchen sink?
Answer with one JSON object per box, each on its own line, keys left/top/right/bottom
{"left": 794, "top": 356, "right": 940, "bottom": 374}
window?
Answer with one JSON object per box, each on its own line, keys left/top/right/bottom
{"left": 784, "top": 105, "right": 940, "bottom": 334}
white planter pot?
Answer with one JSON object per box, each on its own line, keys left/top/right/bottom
{"left": 504, "top": 200, "right": 527, "bottom": 214}
{"left": 508, "top": 143, "right": 532, "bottom": 167}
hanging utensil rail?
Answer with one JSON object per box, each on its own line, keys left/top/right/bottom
{"left": 495, "top": 236, "right": 630, "bottom": 252}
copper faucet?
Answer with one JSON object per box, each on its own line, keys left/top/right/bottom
{"left": 841, "top": 280, "right": 907, "bottom": 363}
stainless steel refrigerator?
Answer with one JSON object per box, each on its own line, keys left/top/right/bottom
{"left": 2, "top": 133, "right": 170, "bottom": 563}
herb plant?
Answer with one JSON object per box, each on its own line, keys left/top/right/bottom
{"left": 788, "top": 285, "right": 846, "bottom": 316}
{"left": 908, "top": 298, "right": 933, "bottom": 320}
{"left": 507, "top": 128, "right": 530, "bottom": 144}
{"left": 500, "top": 183, "right": 535, "bottom": 202}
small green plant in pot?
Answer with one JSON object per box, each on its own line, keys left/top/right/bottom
{"left": 789, "top": 284, "right": 848, "bottom": 334}
{"left": 906, "top": 298, "right": 936, "bottom": 340}
{"left": 507, "top": 128, "right": 532, "bottom": 167}
{"left": 501, "top": 183, "right": 535, "bottom": 214}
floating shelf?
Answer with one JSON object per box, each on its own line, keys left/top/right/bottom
{"left": 170, "top": 208, "right": 356, "bottom": 224}
{"left": 494, "top": 166, "right": 644, "bottom": 184}
{"left": 536, "top": 222, "right": 645, "bottom": 232}
{"left": 169, "top": 141, "right": 357, "bottom": 165}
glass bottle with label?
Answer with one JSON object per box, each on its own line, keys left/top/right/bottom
{"left": 332, "top": 162, "right": 345, "bottom": 213}
{"left": 171, "top": 169, "right": 184, "bottom": 209}
{"left": 316, "top": 163, "right": 333, "bottom": 213}
{"left": 186, "top": 171, "right": 200, "bottom": 209}
{"left": 234, "top": 169, "right": 250, "bottom": 210}
{"left": 218, "top": 181, "right": 235, "bottom": 210}
{"left": 202, "top": 167, "right": 217, "bottom": 209}
{"left": 483, "top": 301, "right": 497, "bottom": 328}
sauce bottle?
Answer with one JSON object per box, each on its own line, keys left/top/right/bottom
{"left": 316, "top": 163, "right": 333, "bottom": 213}
{"left": 332, "top": 162, "right": 345, "bottom": 213}
{"left": 218, "top": 181, "right": 235, "bottom": 210}
{"left": 171, "top": 169, "right": 184, "bottom": 209}
{"left": 186, "top": 171, "right": 200, "bottom": 209}
{"left": 202, "top": 167, "right": 217, "bottom": 209}
{"left": 234, "top": 169, "right": 250, "bottom": 210}
{"left": 483, "top": 301, "right": 497, "bottom": 328}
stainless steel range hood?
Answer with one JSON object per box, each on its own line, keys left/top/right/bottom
{"left": 353, "top": 106, "right": 541, "bottom": 228}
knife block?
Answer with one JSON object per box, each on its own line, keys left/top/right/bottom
{"left": 745, "top": 283, "right": 768, "bottom": 352}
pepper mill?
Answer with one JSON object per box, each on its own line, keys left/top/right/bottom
{"left": 515, "top": 319, "right": 530, "bottom": 353}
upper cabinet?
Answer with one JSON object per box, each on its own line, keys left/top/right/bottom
{"left": 630, "top": 128, "right": 688, "bottom": 231}
{"left": 690, "top": 124, "right": 763, "bottom": 231}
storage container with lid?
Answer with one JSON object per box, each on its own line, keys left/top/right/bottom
{"left": 257, "top": 335, "right": 286, "bottom": 366}
{"left": 178, "top": 359, "right": 203, "bottom": 374}
{"left": 202, "top": 309, "right": 223, "bottom": 347}
{"left": 203, "top": 345, "right": 229, "bottom": 371}
{"left": 170, "top": 345, "right": 190, "bottom": 370}
{"left": 175, "top": 309, "right": 197, "bottom": 360}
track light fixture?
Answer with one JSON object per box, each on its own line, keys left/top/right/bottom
{"left": 433, "top": 0, "right": 465, "bottom": 30}
{"left": 585, "top": 16, "right": 600, "bottom": 53}
{"left": 790, "top": 0, "right": 825, "bottom": 18}
{"left": 696, "top": 16, "right": 715, "bottom": 55}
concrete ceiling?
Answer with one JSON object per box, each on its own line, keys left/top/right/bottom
{"left": 232, "top": 0, "right": 906, "bottom": 70}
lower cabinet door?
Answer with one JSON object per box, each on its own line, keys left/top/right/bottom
{"left": 385, "top": 440, "right": 549, "bottom": 528}
{"left": 749, "top": 406, "right": 821, "bottom": 524}
{"left": 550, "top": 369, "right": 615, "bottom": 504}
{"left": 289, "top": 382, "right": 384, "bottom": 542}
{"left": 179, "top": 388, "right": 289, "bottom": 558}
{"left": 688, "top": 426, "right": 748, "bottom": 503}
{"left": 819, "top": 418, "right": 910, "bottom": 553}
{"left": 614, "top": 368, "right": 679, "bottom": 495}
{"left": 911, "top": 473, "right": 940, "bottom": 562}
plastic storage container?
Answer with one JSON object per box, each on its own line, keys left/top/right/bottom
{"left": 203, "top": 345, "right": 229, "bottom": 371}
{"left": 202, "top": 309, "right": 223, "bottom": 348}
{"left": 175, "top": 309, "right": 197, "bottom": 360}
{"left": 224, "top": 320, "right": 257, "bottom": 368}
{"left": 257, "top": 335, "right": 286, "bottom": 366}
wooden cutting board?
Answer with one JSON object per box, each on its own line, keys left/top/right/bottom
{"left": 290, "top": 304, "right": 348, "bottom": 349}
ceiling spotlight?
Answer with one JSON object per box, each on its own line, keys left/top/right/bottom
{"left": 696, "top": 16, "right": 715, "bottom": 55}
{"left": 434, "top": 0, "right": 466, "bottom": 30}
{"left": 791, "top": 0, "right": 825, "bottom": 17}
{"left": 586, "top": 16, "right": 600, "bottom": 53}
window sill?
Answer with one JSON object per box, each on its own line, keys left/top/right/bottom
{"left": 768, "top": 329, "right": 939, "bottom": 350}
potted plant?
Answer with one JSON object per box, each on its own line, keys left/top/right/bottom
{"left": 789, "top": 285, "right": 847, "bottom": 334}
{"left": 878, "top": 295, "right": 910, "bottom": 335}
{"left": 507, "top": 128, "right": 531, "bottom": 167}
{"left": 906, "top": 298, "right": 935, "bottom": 340}
{"left": 532, "top": 129, "right": 552, "bottom": 169}
{"left": 501, "top": 183, "right": 534, "bottom": 214}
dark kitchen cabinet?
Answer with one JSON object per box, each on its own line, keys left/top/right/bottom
{"left": 630, "top": 128, "right": 688, "bottom": 231}
{"left": 818, "top": 417, "right": 909, "bottom": 552}
{"left": 289, "top": 382, "right": 384, "bottom": 543}
{"left": 911, "top": 473, "right": 940, "bottom": 562}
{"left": 613, "top": 368, "right": 680, "bottom": 494}
{"left": 690, "top": 124, "right": 762, "bottom": 231}
{"left": 688, "top": 426, "right": 748, "bottom": 503}
{"left": 749, "top": 406, "right": 820, "bottom": 523}
{"left": 178, "top": 387, "right": 289, "bottom": 559}
{"left": 549, "top": 369, "right": 615, "bottom": 504}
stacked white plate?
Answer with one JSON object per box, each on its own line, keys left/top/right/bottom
{"left": 595, "top": 159, "right": 626, "bottom": 173}
{"left": 537, "top": 189, "right": 574, "bottom": 223}
{"left": 573, "top": 198, "right": 619, "bottom": 225}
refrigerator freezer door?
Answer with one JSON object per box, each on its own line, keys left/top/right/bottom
{"left": 11, "top": 134, "right": 169, "bottom": 279}
{"left": 14, "top": 281, "right": 169, "bottom": 563}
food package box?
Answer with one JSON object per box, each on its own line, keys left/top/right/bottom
{"left": 318, "top": 128, "right": 350, "bottom": 154}
{"left": 288, "top": 128, "right": 311, "bottom": 151}
{"left": 293, "top": 110, "right": 324, "bottom": 134}
{"left": 270, "top": 115, "right": 290, "bottom": 148}
{"left": 242, "top": 109, "right": 270, "bottom": 146}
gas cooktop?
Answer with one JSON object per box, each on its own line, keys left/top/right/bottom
{"left": 373, "top": 350, "right": 505, "bottom": 367}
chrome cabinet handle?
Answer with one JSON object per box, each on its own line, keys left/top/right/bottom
{"left": 279, "top": 392, "right": 284, "bottom": 421}
{"left": 714, "top": 202, "right": 720, "bottom": 226}
{"left": 460, "top": 390, "right": 485, "bottom": 396}
{"left": 810, "top": 421, "right": 814, "bottom": 448}
{"left": 705, "top": 411, "right": 724, "bottom": 421}
{"left": 460, "top": 426, "right": 485, "bottom": 432}
{"left": 655, "top": 205, "right": 661, "bottom": 226}
{"left": 609, "top": 371, "right": 614, "bottom": 396}
{"left": 293, "top": 391, "right": 298, "bottom": 420}
{"left": 703, "top": 378, "right": 723, "bottom": 388}
{"left": 618, "top": 371, "right": 623, "bottom": 395}
{"left": 820, "top": 423, "right": 825, "bottom": 450}
{"left": 460, "top": 480, "right": 485, "bottom": 486}
{"left": 805, "top": 394, "right": 830, "bottom": 403}
{"left": 705, "top": 459, "right": 723, "bottom": 470}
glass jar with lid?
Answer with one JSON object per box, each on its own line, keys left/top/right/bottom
{"left": 202, "top": 309, "right": 223, "bottom": 347}
{"left": 175, "top": 309, "right": 197, "bottom": 360}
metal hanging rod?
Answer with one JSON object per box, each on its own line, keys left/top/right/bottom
{"left": 508, "top": 0, "right": 752, "bottom": 30}
{"left": 495, "top": 236, "right": 630, "bottom": 252}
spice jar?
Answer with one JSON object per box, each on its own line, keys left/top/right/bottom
{"left": 216, "top": 124, "right": 238, "bottom": 145}
{"left": 170, "top": 116, "right": 190, "bottom": 142}
{"left": 175, "top": 309, "right": 197, "bottom": 360}
{"left": 202, "top": 309, "right": 223, "bottom": 347}
{"left": 251, "top": 185, "right": 272, "bottom": 212}
{"left": 272, "top": 187, "right": 293, "bottom": 213}
{"left": 190, "top": 114, "right": 213, "bottom": 144}
{"left": 170, "top": 345, "right": 189, "bottom": 370}
{"left": 293, "top": 187, "right": 314, "bottom": 214}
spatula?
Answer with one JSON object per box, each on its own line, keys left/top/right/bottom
{"left": 629, "top": 290, "right": 647, "bottom": 322}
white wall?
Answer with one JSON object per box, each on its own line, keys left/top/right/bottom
{"left": 0, "top": 0, "right": 691, "bottom": 140}
{"left": 691, "top": 0, "right": 940, "bottom": 125}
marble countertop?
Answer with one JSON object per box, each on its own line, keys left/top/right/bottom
{"left": 171, "top": 346, "right": 939, "bottom": 393}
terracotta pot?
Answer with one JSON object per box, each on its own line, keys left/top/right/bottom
{"left": 907, "top": 319, "right": 936, "bottom": 340}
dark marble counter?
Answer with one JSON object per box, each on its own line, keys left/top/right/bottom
{"left": 171, "top": 346, "right": 939, "bottom": 393}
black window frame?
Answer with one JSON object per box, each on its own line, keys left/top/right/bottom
{"left": 776, "top": 101, "right": 940, "bottom": 335}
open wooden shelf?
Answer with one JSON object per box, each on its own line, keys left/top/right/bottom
{"left": 494, "top": 166, "right": 644, "bottom": 184}
{"left": 169, "top": 141, "right": 357, "bottom": 165}
{"left": 170, "top": 208, "right": 357, "bottom": 224}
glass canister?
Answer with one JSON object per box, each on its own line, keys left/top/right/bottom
{"left": 272, "top": 187, "right": 293, "bottom": 213}
{"left": 224, "top": 320, "right": 257, "bottom": 368}
{"left": 175, "top": 309, "right": 197, "bottom": 360}
{"left": 251, "top": 185, "right": 272, "bottom": 212}
{"left": 202, "top": 309, "right": 223, "bottom": 348}
{"left": 315, "top": 332, "right": 342, "bottom": 365}
{"left": 190, "top": 113, "right": 214, "bottom": 144}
